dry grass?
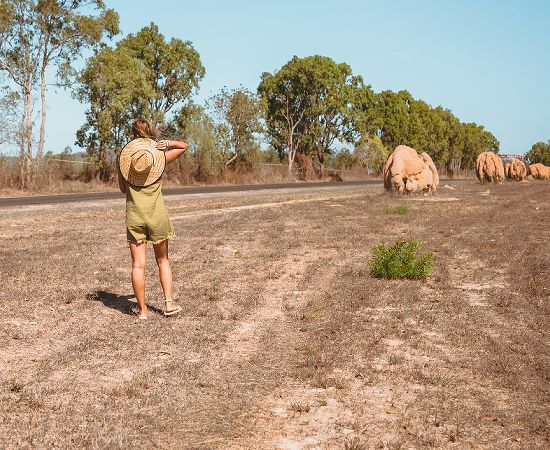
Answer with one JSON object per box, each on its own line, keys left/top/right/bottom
{"left": 0, "top": 157, "right": 374, "bottom": 196}
{"left": 0, "top": 181, "right": 548, "bottom": 448}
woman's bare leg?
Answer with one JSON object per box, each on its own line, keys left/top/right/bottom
{"left": 129, "top": 242, "right": 147, "bottom": 318}
{"left": 153, "top": 239, "right": 176, "bottom": 311}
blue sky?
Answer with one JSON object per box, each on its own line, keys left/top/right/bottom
{"left": 6, "top": 0, "right": 550, "bottom": 155}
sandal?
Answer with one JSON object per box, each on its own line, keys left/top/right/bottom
{"left": 164, "top": 300, "right": 182, "bottom": 317}
{"left": 133, "top": 308, "right": 148, "bottom": 320}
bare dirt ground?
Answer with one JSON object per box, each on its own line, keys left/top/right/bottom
{"left": 0, "top": 181, "right": 548, "bottom": 449}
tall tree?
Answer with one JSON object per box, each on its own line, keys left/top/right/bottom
{"left": 0, "top": 0, "right": 118, "bottom": 188}
{"left": 208, "top": 87, "right": 262, "bottom": 168}
{"left": 117, "top": 23, "right": 205, "bottom": 125}
{"left": 167, "top": 102, "right": 220, "bottom": 181}
{"left": 354, "top": 88, "right": 500, "bottom": 173}
{"left": 34, "top": 0, "right": 119, "bottom": 160}
{"left": 525, "top": 141, "right": 550, "bottom": 165}
{"left": 75, "top": 48, "right": 153, "bottom": 179}
{"left": 76, "top": 23, "right": 205, "bottom": 175}
{"left": 369, "top": 90, "right": 416, "bottom": 150}
{"left": 258, "top": 55, "right": 371, "bottom": 174}
{"left": 0, "top": 0, "right": 42, "bottom": 187}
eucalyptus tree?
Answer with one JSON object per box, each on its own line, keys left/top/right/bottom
{"left": 117, "top": 23, "right": 205, "bottom": 126}
{"left": 355, "top": 88, "right": 500, "bottom": 173}
{"left": 525, "top": 141, "right": 550, "bottom": 165}
{"left": 208, "top": 87, "right": 262, "bottom": 168}
{"left": 368, "top": 90, "right": 415, "bottom": 150}
{"left": 75, "top": 48, "right": 153, "bottom": 179}
{"left": 353, "top": 135, "right": 389, "bottom": 174}
{"left": 166, "top": 102, "right": 220, "bottom": 181}
{"left": 76, "top": 23, "right": 205, "bottom": 176}
{"left": 0, "top": 0, "right": 118, "bottom": 187}
{"left": 258, "top": 55, "right": 371, "bottom": 174}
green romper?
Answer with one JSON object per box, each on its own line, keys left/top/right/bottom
{"left": 126, "top": 180, "right": 175, "bottom": 244}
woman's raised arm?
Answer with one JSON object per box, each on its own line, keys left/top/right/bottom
{"left": 157, "top": 140, "right": 189, "bottom": 164}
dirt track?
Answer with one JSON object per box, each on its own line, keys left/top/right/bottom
{"left": 0, "top": 180, "right": 549, "bottom": 448}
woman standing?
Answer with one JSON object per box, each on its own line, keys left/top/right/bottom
{"left": 118, "top": 119, "right": 188, "bottom": 320}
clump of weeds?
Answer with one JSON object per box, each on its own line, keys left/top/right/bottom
{"left": 289, "top": 402, "right": 310, "bottom": 414}
{"left": 386, "top": 205, "right": 411, "bottom": 215}
{"left": 370, "top": 240, "right": 433, "bottom": 280}
{"left": 8, "top": 378, "right": 23, "bottom": 393}
{"left": 234, "top": 249, "right": 251, "bottom": 260}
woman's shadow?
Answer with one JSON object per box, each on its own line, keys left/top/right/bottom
{"left": 87, "top": 291, "right": 163, "bottom": 316}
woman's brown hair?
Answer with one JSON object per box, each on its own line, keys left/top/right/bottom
{"left": 131, "top": 119, "right": 159, "bottom": 140}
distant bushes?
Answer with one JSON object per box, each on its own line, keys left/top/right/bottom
{"left": 370, "top": 240, "right": 433, "bottom": 280}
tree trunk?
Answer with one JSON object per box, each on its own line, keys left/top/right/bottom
{"left": 224, "top": 153, "right": 238, "bottom": 168}
{"left": 99, "top": 143, "right": 111, "bottom": 181}
{"left": 287, "top": 131, "right": 295, "bottom": 174}
{"left": 317, "top": 151, "right": 325, "bottom": 177}
{"left": 288, "top": 148, "right": 296, "bottom": 174}
{"left": 19, "top": 92, "right": 27, "bottom": 187}
{"left": 19, "top": 86, "right": 34, "bottom": 189}
{"left": 447, "top": 157, "right": 461, "bottom": 178}
{"left": 37, "top": 66, "right": 46, "bottom": 159}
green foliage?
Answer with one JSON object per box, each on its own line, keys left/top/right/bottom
{"left": 331, "top": 149, "right": 357, "bottom": 171}
{"left": 75, "top": 23, "right": 205, "bottom": 178}
{"left": 0, "top": 0, "right": 119, "bottom": 187}
{"left": 353, "top": 135, "right": 390, "bottom": 174}
{"left": 525, "top": 141, "right": 550, "bottom": 165}
{"left": 370, "top": 240, "right": 433, "bottom": 280}
{"left": 166, "top": 103, "right": 221, "bottom": 181}
{"left": 386, "top": 205, "right": 410, "bottom": 215}
{"left": 208, "top": 87, "right": 262, "bottom": 167}
{"left": 75, "top": 47, "right": 153, "bottom": 178}
{"left": 35, "top": 0, "right": 120, "bottom": 86}
{"left": 258, "top": 55, "right": 499, "bottom": 178}
{"left": 354, "top": 89, "right": 499, "bottom": 172}
{"left": 234, "top": 249, "right": 251, "bottom": 260}
{"left": 257, "top": 148, "right": 281, "bottom": 164}
{"left": 117, "top": 23, "right": 205, "bottom": 124}
{"left": 258, "top": 55, "right": 373, "bottom": 173}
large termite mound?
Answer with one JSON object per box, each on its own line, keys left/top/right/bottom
{"left": 296, "top": 153, "right": 316, "bottom": 180}
{"left": 383, "top": 145, "right": 439, "bottom": 194}
{"left": 505, "top": 159, "right": 527, "bottom": 181}
{"left": 476, "top": 151, "right": 505, "bottom": 183}
{"left": 528, "top": 163, "right": 550, "bottom": 180}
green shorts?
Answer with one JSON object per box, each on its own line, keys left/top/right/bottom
{"left": 126, "top": 216, "right": 176, "bottom": 244}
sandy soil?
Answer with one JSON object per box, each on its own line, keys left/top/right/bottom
{"left": 0, "top": 181, "right": 548, "bottom": 449}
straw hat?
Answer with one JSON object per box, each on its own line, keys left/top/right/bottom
{"left": 118, "top": 138, "right": 166, "bottom": 187}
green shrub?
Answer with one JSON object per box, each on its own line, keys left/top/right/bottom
{"left": 386, "top": 205, "right": 410, "bottom": 215}
{"left": 370, "top": 240, "right": 433, "bottom": 280}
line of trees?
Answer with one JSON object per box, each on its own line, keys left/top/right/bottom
{"left": 75, "top": 45, "right": 503, "bottom": 181}
{"left": 258, "top": 56, "right": 500, "bottom": 176}
{"left": 0, "top": 2, "right": 513, "bottom": 189}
